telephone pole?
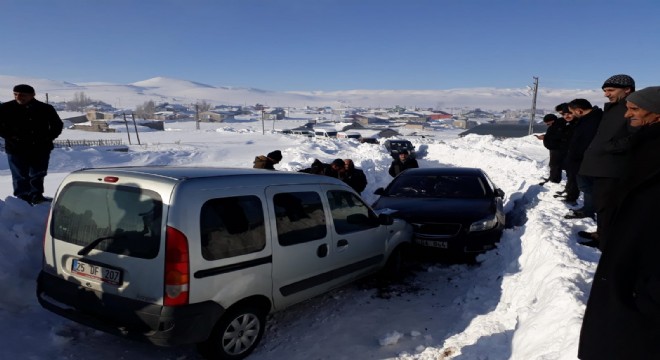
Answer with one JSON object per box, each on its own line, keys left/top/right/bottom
{"left": 528, "top": 76, "right": 539, "bottom": 135}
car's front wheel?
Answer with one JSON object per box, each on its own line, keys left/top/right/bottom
{"left": 198, "top": 304, "right": 267, "bottom": 360}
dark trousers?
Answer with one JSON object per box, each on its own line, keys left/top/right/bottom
{"left": 7, "top": 151, "right": 51, "bottom": 198}
{"left": 565, "top": 168, "right": 579, "bottom": 202}
{"left": 548, "top": 150, "right": 564, "bottom": 183}
{"left": 592, "top": 177, "right": 620, "bottom": 250}
{"left": 577, "top": 175, "right": 595, "bottom": 217}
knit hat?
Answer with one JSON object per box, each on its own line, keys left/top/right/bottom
{"left": 543, "top": 114, "right": 558, "bottom": 123}
{"left": 602, "top": 74, "right": 635, "bottom": 91}
{"left": 267, "top": 150, "right": 282, "bottom": 162}
{"left": 626, "top": 86, "right": 660, "bottom": 114}
{"left": 13, "top": 84, "right": 35, "bottom": 94}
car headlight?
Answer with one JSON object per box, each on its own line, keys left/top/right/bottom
{"left": 469, "top": 214, "right": 498, "bottom": 232}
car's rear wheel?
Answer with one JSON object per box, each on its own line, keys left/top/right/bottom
{"left": 198, "top": 304, "right": 267, "bottom": 360}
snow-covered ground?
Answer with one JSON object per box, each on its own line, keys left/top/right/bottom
{"left": 0, "top": 115, "right": 599, "bottom": 360}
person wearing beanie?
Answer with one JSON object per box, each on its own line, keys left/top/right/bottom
{"left": 0, "top": 84, "right": 63, "bottom": 205}
{"left": 253, "top": 149, "right": 282, "bottom": 170}
{"left": 388, "top": 148, "right": 419, "bottom": 177}
{"left": 576, "top": 74, "right": 636, "bottom": 248}
{"left": 578, "top": 86, "right": 660, "bottom": 359}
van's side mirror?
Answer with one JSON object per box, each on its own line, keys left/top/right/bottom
{"left": 378, "top": 213, "right": 394, "bottom": 226}
{"left": 494, "top": 188, "right": 505, "bottom": 198}
{"left": 374, "top": 188, "right": 386, "bottom": 196}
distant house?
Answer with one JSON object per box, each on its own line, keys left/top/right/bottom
{"left": 403, "top": 122, "right": 427, "bottom": 130}
{"left": 199, "top": 110, "right": 236, "bottom": 122}
{"left": 377, "top": 129, "right": 401, "bottom": 138}
{"left": 353, "top": 114, "right": 383, "bottom": 126}
{"left": 86, "top": 110, "right": 114, "bottom": 121}
{"left": 263, "top": 109, "right": 286, "bottom": 120}
{"left": 72, "top": 120, "right": 116, "bottom": 133}
{"left": 428, "top": 111, "right": 452, "bottom": 120}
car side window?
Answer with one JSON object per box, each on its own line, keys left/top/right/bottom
{"left": 327, "top": 190, "right": 378, "bottom": 234}
{"left": 274, "top": 192, "right": 327, "bottom": 246}
{"left": 200, "top": 196, "right": 266, "bottom": 260}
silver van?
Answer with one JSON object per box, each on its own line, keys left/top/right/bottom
{"left": 37, "top": 167, "right": 411, "bottom": 359}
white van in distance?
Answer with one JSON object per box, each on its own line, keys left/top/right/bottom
{"left": 37, "top": 167, "right": 412, "bottom": 359}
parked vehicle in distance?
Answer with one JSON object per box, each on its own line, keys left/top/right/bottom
{"left": 372, "top": 167, "right": 505, "bottom": 256}
{"left": 292, "top": 129, "right": 314, "bottom": 137}
{"left": 37, "top": 167, "right": 412, "bottom": 360}
{"left": 313, "top": 129, "right": 338, "bottom": 138}
{"left": 336, "top": 131, "right": 361, "bottom": 139}
{"left": 384, "top": 139, "right": 416, "bottom": 159}
{"left": 359, "top": 137, "right": 379, "bottom": 144}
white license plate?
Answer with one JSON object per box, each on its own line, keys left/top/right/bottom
{"left": 71, "top": 259, "right": 122, "bottom": 285}
{"left": 415, "top": 239, "right": 449, "bottom": 249}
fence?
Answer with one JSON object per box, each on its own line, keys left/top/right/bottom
{"left": 53, "top": 139, "right": 124, "bottom": 148}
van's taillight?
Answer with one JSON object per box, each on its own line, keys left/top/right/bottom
{"left": 164, "top": 226, "right": 190, "bottom": 306}
{"left": 42, "top": 209, "right": 52, "bottom": 267}
{"left": 103, "top": 176, "right": 119, "bottom": 183}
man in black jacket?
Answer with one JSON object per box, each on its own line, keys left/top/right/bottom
{"left": 537, "top": 113, "right": 567, "bottom": 184}
{"left": 0, "top": 84, "right": 63, "bottom": 205}
{"left": 575, "top": 75, "right": 635, "bottom": 248}
{"left": 578, "top": 86, "right": 660, "bottom": 360}
{"left": 388, "top": 150, "right": 419, "bottom": 177}
{"left": 343, "top": 159, "right": 368, "bottom": 194}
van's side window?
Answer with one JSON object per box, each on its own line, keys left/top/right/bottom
{"left": 327, "top": 190, "right": 379, "bottom": 234}
{"left": 274, "top": 192, "right": 326, "bottom": 246}
{"left": 200, "top": 196, "right": 266, "bottom": 260}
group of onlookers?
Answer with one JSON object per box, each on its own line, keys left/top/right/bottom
{"left": 538, "top": 75, "right": 660, "bottom": 359}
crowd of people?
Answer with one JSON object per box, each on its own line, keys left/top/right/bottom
{"left": 535, "top": 75, "right": 660, "bottom": 358}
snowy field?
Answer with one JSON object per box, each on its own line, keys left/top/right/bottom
{"left": 0, "top": 114, "right": 599, "bottom": 360}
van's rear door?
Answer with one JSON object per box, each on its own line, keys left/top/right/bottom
{"left": 44, "top": 175, "right": 167, "bottom": 304}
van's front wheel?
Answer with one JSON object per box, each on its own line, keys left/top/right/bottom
{"left": 198, "top": 305, "right": 266, "bottom": 360}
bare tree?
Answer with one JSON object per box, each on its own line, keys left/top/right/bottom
{"left": 197, "top": 100, "right": 211, "bottom": 113}
{"left": 135, "top": 100, "right": 156, "bottom": 119}
{"left": 66, "top": 91, "right": 94, "bottom": 111}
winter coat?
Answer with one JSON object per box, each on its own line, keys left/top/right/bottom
{"left": 299, "top": 159, "right": 332, "bottom": 175}
{"left": 579, "top": 99, "right": 633, "bottom": 178}
{"left": 578, "top": 122, "right": 660, "bottom": 359}
{"left": 253, "top": 155, "right": 276, "bottom": 170}
{"left": 543, "top": 117, "right": 567, "bottom": 151}
{"left": 565, "top": 107, "right": 603, "bottom": 174}
{"left": 0, "top": 99, "right": 63, "bottom": 154}
{"left": 343, "top": 168, "right": 367, "bottom": 194}
{"left": 389, "top": 158, "right": 419, "bottom": 177}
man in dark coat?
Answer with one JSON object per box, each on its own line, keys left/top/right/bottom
{"left": 578, "top": 86, "right": 660, "bottom": 359}
{"left": 343, "top": 159, "right": 368, "bottom": 194}
{"left": 576, "top": 75, "right": 635, "bottom": 248}
{"left": 536, "top": 113, "right": 567, "bottom": 184}
{"left": 563, "top": 99, "right": 603, "bottom": 208}
{"left": 253, "top": 150, "right": 282, "bottom": 170}
{"left": 0, "top": 84, "right": 63, "bottom": 205}
{"left": 388, "top": 149, "right": 419, "bottom": 177}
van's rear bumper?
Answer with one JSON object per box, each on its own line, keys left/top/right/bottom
{"left": 36, "top": 271, "right": 225, "bottom": 346}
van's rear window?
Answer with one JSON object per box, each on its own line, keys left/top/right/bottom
{"left": 51, "top": 182, "right": 163, "bottom": 259}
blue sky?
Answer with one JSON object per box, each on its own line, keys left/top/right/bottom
{"left": 1, "top": 0, "right": 658, "bottom": 91}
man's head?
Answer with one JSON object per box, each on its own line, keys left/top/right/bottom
{"left": 343, "top": 159, "right": 355, "bottom": 170}
{"left": 624, "top": 86, "right": 660, "bottom": 127}
{"left": 568, "top": 99, "right": 593, "bottom": 118}
{"left": 398, "top": 149, "right": 409, "bottom": 161}
{"left": 331, "top": 159, "right": 345, "bottom": 173}
{"left": 543, "top": 114, "right": 558, "bottom": 126}
{"left": 555, "top": 103, "right": 574, "bottom": 121}
{"left": 13, "top": 84, "right": 35, "bottom": 105}
{"left": 602, "top": 74, "right": 635, "bottom": 103}
{"left": 267, "top": 150, "right": 282, "bottom": 164}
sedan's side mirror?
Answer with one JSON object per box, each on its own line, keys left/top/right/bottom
{"left": 374, "top": 187, "right": 386, "bottom": 196}
{"left": 494, "top": 188, "right": 505, "bottom": 198}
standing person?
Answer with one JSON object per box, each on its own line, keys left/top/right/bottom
{"left": 563, "top": 99, "right": 603, "bottom": 209}
{"left": 253, "top": 150, "right": 282, "bottom": 170}
{"left": 574, "top": 75, "right": 635, "bottom": 247}
{"left": 536, "top": 113, "right": 567, "bottom": 185}
{"left": 388, "top": 150, "right": 419, "bottom": 177}
{"left": 0, "top": 84, "right": 63, "bottom": 205}
{"left": 578, "top": 86, "right": 660, "bottom": 359}
{"left": 343, "top": 159, "right": 368, "bottom": 194}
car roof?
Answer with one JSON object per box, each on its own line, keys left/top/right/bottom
{"left": 396, "top": 167, "right": 484, "bottom": 176}
{"left": 72, "top": 166, "right": 347, "bottom": 186}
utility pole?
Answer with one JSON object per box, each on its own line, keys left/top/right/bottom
{"left": 528, "top": 76, "right": 539, "bottom": 135}
{"left": 195, "top": 103, "right": 200, "bottom": 130}
{"left": 261, "top": 110, "right": 265, "bottom": 135}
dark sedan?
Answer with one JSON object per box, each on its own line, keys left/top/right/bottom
{"left": 372, "top": 167, "right": 505, "bottom": 254}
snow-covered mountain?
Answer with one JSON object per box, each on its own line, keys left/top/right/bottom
{"left": 0, "top": 74, "right": 605, "bottom": 111}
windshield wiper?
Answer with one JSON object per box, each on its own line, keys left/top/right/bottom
{"left": 77, "top": 236, "right": 118, "bottom": 256}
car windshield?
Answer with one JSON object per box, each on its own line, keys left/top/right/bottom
{"left": 387, "top": 174, "right": 486, "bottom": 199}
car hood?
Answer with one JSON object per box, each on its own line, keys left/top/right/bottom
{"left": 372, "top": 196, "right": 494, "bottom": 222}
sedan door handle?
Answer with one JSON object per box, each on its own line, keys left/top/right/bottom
{"left": 337, "top": 239, "right": 349, "bottom": 247}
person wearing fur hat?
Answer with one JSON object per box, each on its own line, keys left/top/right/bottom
{"left": 253, "top": 150, "right": 282, "bottom": 170}
{"left": 0, "top": 84, "right": 63, "bottom": 205}
{"left": 388, "top": 149, "right": 419, "bottom": 177}
{"left": 574, "top": 74, "right": 636, "bottom": 248}
{"left": 578, "top": 86, "right": 660, "bottom": 359}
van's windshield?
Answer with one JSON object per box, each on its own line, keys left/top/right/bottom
{"left": 51, "top": 182, "right": 163, "bottom": 259}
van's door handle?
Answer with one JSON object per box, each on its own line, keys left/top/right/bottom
{"left": 317, "top": 244, "right": 328, "bottom": 258}
{"left": 337, "top": 239, "right": 349, "bottom": 248}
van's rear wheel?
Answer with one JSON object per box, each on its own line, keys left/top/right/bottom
{"left": 198, "top": 305, "right": 266, "bottom": 360}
